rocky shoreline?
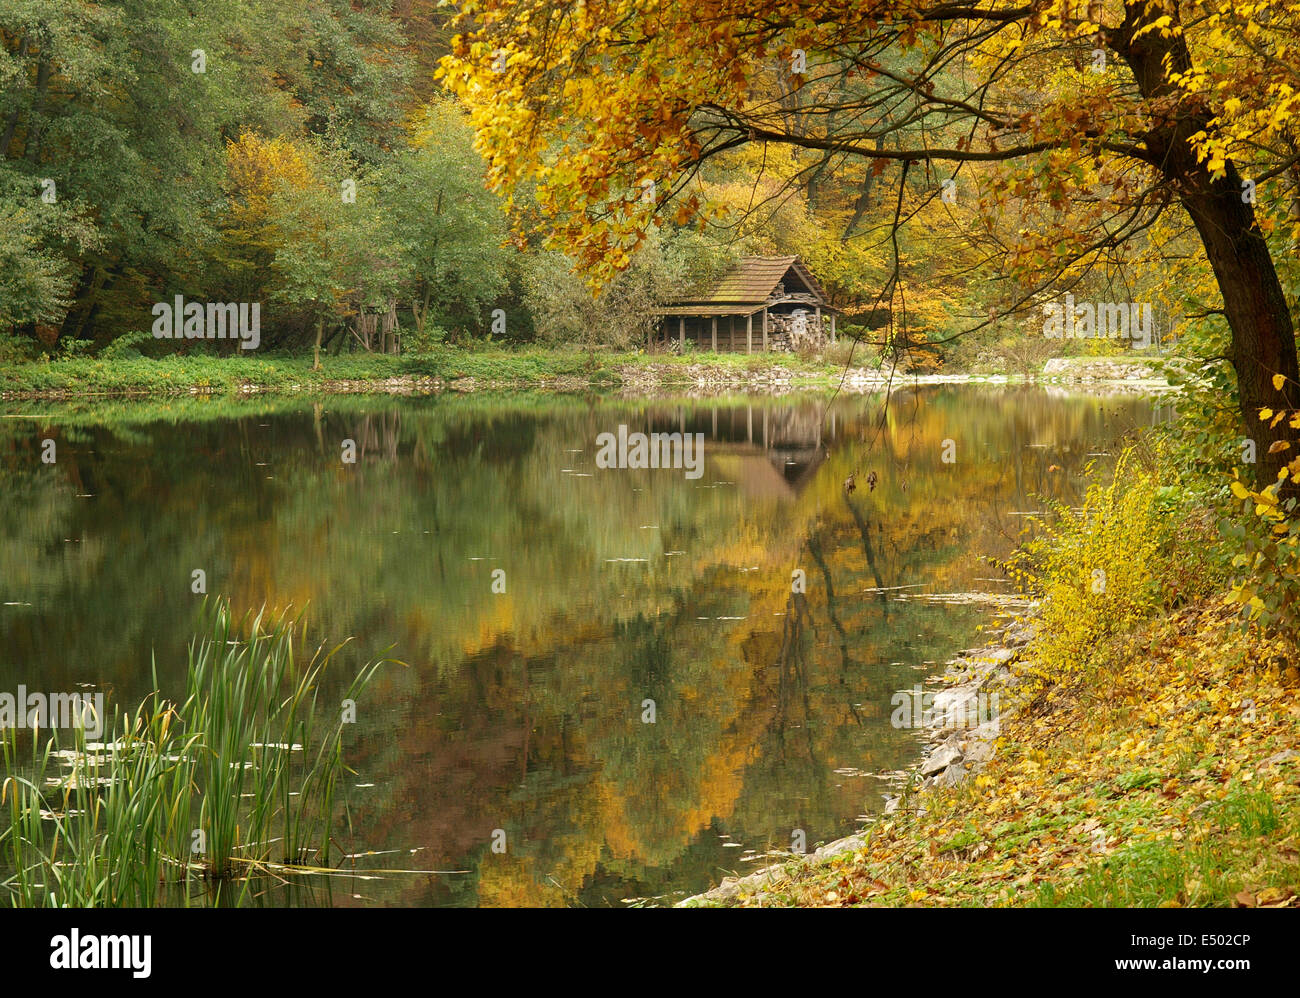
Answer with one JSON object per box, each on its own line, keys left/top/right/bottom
{"left": 676, "top": 605, "right": 1038, "bottom": 907}
{"left": 289, "top": 359, "right": 1177, "bottom": 397}
{"left": 0, "top": 356, "right": 1177, "bottom": 402}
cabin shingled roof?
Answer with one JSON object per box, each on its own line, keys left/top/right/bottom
{"left": 656, "top": 256, "right": 835, "bottom": 316}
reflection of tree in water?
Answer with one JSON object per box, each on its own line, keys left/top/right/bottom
{"left": 575, "top": 602, "right": 754, "bottom": 870}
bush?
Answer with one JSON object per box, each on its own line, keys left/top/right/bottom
{"left": 821, "top": 332, "right": 882, "bottom": 370}
{"left": 54, "top": 337, "right": 94, "bottom": 360}
{"left": 400, "top": 324, "right": 450, "bottom": 354}
{"left": 97, "top": 329, "right": 156, "bottom": 360}
{"left": 1009, "top": 449, "right": 1219, "bottom": 683}
{"left": 0, "top": 335, "right": 41, "bottom": 366}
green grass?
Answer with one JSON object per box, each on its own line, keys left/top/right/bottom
{"left": 0, "top": 344, "right": 862, "bottom": 400}
{"left": 1027, "top": 801, "right": 1297, "bottom": 909}
{"left": 0, "top": 383, "right": 884, "bottom": 437}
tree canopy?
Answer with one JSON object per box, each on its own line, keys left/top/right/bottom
{"left": 441, "top": 0, "right": 1300, "bottom": 491}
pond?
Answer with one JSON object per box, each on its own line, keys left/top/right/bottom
{"left": 0, "top": 385, "right": 1160, "bottom": 906}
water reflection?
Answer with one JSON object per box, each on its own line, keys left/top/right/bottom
{"left": 0, "top": 387, "right": 1155, "bottom": 906}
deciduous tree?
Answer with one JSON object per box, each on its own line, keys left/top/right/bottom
{"left": 441, "top": 0, "right": 1300, "bottom": 494}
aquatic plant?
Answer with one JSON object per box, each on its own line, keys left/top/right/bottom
{"left": 0, "top": 599, "right": 386, "bottom": 907}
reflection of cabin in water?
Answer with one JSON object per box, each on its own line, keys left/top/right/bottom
{"left": 654, "top": 256, "right": 838, "bottom": 353}
{"left": 643, "top": 402, "right": 829, "bottom": 499}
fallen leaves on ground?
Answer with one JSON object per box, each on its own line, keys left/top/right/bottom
{"left": 726, "top": 599, "right": 1300, "bottom": 908}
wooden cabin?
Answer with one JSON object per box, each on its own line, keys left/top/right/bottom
{"left": 654, "top": 255, "right": 838, "bottom": 353}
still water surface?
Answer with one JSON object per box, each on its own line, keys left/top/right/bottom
{"left": 0, "top": 386, "right": 1157, "bottom": 905}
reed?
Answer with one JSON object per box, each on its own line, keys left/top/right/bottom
{"left": 0, "top": 599, "right": 385, "bottom": 907}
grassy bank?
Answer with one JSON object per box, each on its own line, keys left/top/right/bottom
{"left": 0, "top": 347, "right": 861, "bottom": 400}
{"left": 686, "top": 447, "right": 1300, "bottom": 908}
{"left": 0, "top": 346, "right": 1177, "bottom": 403}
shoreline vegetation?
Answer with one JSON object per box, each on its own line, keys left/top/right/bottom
{"left": 0, "top": 349, "right": 1173, "bottom": 402}
{"left": 0, "top": 600, "right": 389, "bottom": 907}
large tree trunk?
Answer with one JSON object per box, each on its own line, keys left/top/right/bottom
{"left": 69, "top": 264, "right": 122, "bottom": 344}
{"left": 58, "top": 264, "right": 99, "bottom": 341}
{"left": 1117, "top": 8, "right": 1300, "bottom": 499}
{"left": 1182, "top": 171, "right": 1300, "bottom": 500}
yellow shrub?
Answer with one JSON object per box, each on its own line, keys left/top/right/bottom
{"left": 1010, "top": 450, "right": 1206, "bottom": 682}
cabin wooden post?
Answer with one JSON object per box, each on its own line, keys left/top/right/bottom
{"left": 747, "top": 406, "right": 753, "bottom": 443}
{"left": 655, "top": 255, "right": 833, "bottom": 358}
